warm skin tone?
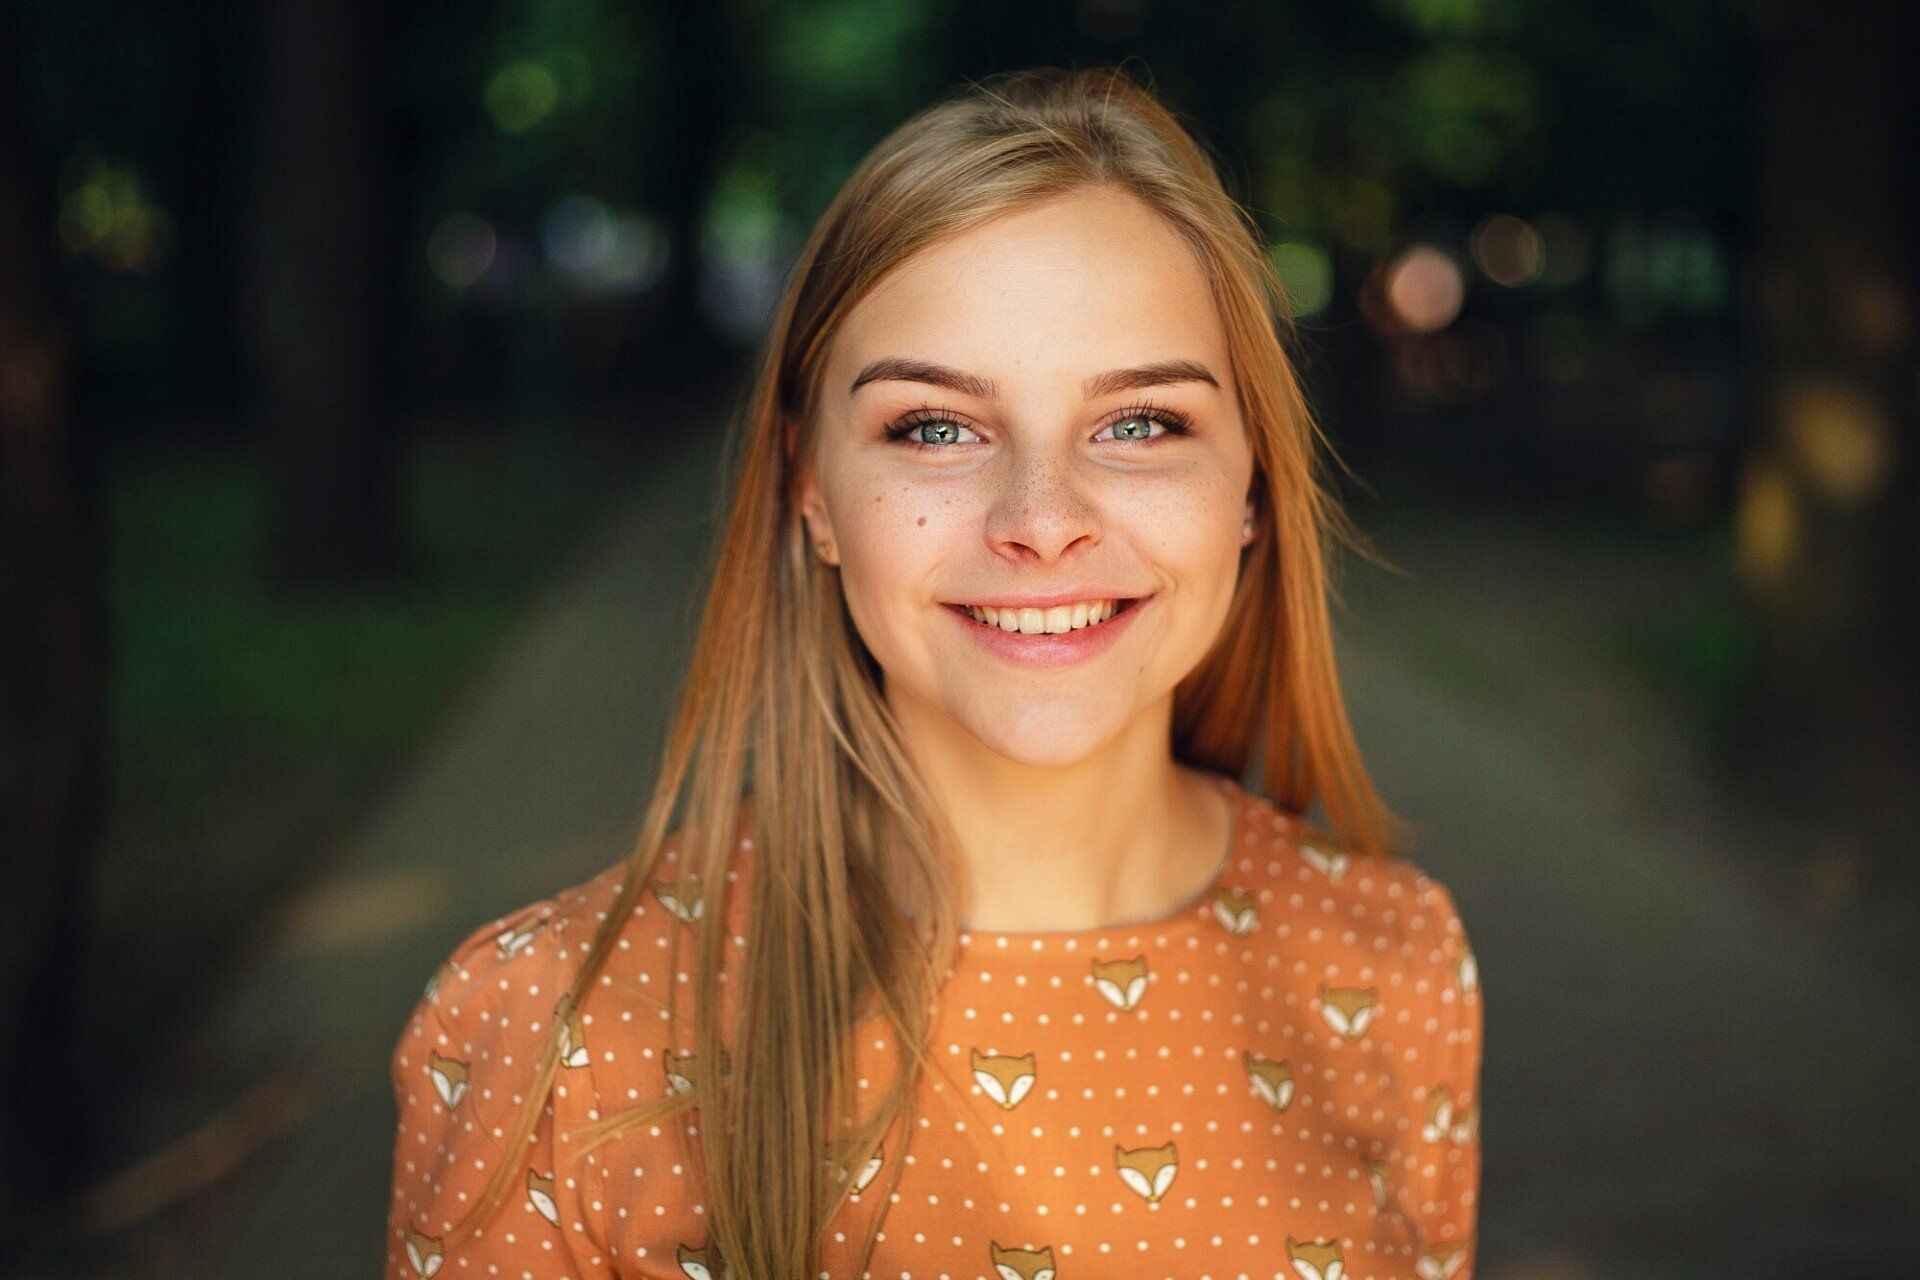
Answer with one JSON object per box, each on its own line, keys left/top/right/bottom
{"left": 796, "top": 184, "right": 1259, "bottom": 932}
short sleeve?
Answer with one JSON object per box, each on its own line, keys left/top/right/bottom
{"left": 1390, "top": 874, "right": 1483, "bottom": 1279}
{"left": 385, "top": 905, "right": 618, "bottom": 1279}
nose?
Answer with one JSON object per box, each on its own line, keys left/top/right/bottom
{"left": 980, "top": 449, "right": 1102, "bottom": 563}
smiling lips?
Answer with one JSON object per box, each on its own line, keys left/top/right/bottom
{"left": 942, "top": 594, "right": 1150, "bottom": 669}
{"left": 961, "top": 598, "right": 1126, "bottom": 634}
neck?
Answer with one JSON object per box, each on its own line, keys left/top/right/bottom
{"left": 892, "top": 699, "right": 1232, "bottom": 933}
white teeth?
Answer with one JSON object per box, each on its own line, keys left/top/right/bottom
{"left": 965, "top": 599, "right": 1122, "bottom": 635}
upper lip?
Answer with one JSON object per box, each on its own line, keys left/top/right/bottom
{"left": 946, "top": 590, "right": 1148, "bottom": 610}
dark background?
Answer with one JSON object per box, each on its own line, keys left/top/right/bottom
{"left": 3, "top": 0, "right": 1917, "bottom": 1275}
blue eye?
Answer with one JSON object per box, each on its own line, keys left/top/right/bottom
{"left": 880, "top": 399, "right": 1195, "bottom": 452}
{"left": 1098, "top": 410, "right": 1187, "bottom": 442}
{"left": 882, "top": 415, "right": 983, "bottom": 449}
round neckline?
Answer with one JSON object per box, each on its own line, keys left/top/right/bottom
{"left": 954, "top": 770, "right": 1246, "bottom": 949}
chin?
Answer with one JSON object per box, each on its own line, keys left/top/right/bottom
{"left": 990, "top": 740, "right": 1103, "bottom": 770}
{"left": 959, "top": 705, "right": 1122, "bottom": 770}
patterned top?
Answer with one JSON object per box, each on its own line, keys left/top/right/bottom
{"left": 386, "top": 773, "right": 1482, "bottom": 1280}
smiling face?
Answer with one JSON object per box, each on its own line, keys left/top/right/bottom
{"left": 795, "top": 184, "right": 1258, "bottom": 769}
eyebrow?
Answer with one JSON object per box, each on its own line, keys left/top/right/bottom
{"left": 847, "top": 357, "right": 1221, "bottom": 401}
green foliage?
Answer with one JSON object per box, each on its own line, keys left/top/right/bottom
{"left": 1375, "top": 0, "right": 1516, "bottom": 38}
{"left": 1619, "top": 598, "right": 1760, "bottom": 729}
{"left": 704, "top": 135, "right": 787, "bottom": 263}
{"left": 1270, "top": 241, "right": 1336, "bottom": 317}
{"left": 106, "top": 433, "right": 610, "bottom": 778}
{"left": 486, "top": 59, "right": 562, "bottom": 133}
{"left": 88, "top": 431, "right": 622, "bottom": 1068}
{"left": 15, "top": 0, "right": 1757, "bottom": 410}
{"left": 772, "top": 0, "right": 930, "bottom": 92}
{"left": 1401, "top": 44, "right": 1542, "bottom": 187}
{"left": 754, "top": 0, "right": 948, "bottom": 217}
{"left": 1246, "top": 35, "right": 1545, "bottom": 245}
{"left": 410, "top": 0, "right": 655, "bottom": 224}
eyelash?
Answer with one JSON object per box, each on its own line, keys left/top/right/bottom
{"left": 880, "top": 399, "right": 1195, "bottom": 452}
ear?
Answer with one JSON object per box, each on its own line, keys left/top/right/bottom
{"left": 792, "top": 458, "right": 840, "bottom": 567}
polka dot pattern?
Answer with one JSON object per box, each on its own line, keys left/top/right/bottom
{"left": 385, "top": 774, "right": 1482, "bottom": 1279}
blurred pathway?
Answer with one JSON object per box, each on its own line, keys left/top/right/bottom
{"left": 1343, "top": 508, "right": 1920, "bottom": 1280}
{"left": 89, "top": 490, "right": 1920, "bottom": 1279}
{"left": 89, "top": 420, "right": 731, "bottom": 1276}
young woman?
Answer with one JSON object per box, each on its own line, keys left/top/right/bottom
{"left": 386, "top": 64, "right": 1481, "bottom": 1280}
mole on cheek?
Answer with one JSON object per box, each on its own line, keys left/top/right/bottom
{"left": 917, "top": 517, "right": 927, "bottom": 527}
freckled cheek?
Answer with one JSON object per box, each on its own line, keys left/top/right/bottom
{"left": 840, "top": 485, "right": 956, "bottom": 555}
{"left": 833, "top": 489, "right": 959, "bottom": 621}
{"left": 1110, "top": 486, "right": 1238, "bottom": 581}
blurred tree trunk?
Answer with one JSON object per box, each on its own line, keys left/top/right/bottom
{"left": 1738, "top": 0, "right": 1919, "bottom": 858}
{"left": 0, "top": 17, "right": 100, "bottom": 1251}
{"left": 243, "top": 0, "right": 404, "bottom": 586}
{"left": 177, "top": 0, "right": 248, "bottom": 435}
{"left": 647, "top": 0, "right": 743, "bottom": 375}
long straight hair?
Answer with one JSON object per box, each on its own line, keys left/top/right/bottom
{"left": 437, "top": 62, "right": 1412, "bottom": 1278}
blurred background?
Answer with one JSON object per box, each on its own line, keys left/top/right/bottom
{"left": 2, "top": 0, "right": 1916, "bottom": 1275}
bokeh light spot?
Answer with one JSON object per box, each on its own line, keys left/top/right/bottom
{"left": 1734, "top": 456, "right": 1798, "bottom": 591}
{"left": 1470, "top": 214, "right": 1543, "bottom": 287}
{"left": 1270, "top": 242, "right": 1335, "bottom": 318}
{"left": 1781, "top": 377, "right": 1894, "bottom": 509}
{"left": 540, "top": 196, "right": 669, "bottom": 294}
{"left": 57, "top": 162, "right": 173, "bottom": 272}
{"left": 427, "top": 213, "right": 498, "bottom": 288}
{"left": 542, "top": 195, "right": 616, "bottom": 274}
{"left": 485, "top": 60, "right": 559, "bottom": 133}
{"left": 1385, "top": 244, "right": 1465, "bottom": 333}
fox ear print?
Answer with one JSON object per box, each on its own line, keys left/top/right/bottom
{"left": 404, "top": 1226, "right": 444, "bottom": 1277}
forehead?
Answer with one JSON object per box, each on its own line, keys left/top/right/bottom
{"left": 826, "top": 186, "right": 1229, "bottom": 397}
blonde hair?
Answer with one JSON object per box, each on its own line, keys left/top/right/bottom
{"left": 437, "top": 62, "right": 1412, "bottom": 1277}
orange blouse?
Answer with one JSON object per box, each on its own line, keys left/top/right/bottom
{"left": 386, "top": 774, "right": 1482, "bottom": 1279}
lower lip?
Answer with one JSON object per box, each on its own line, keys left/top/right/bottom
{"left": 942, "top": 596, "right": 1151, "bottom": 669}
